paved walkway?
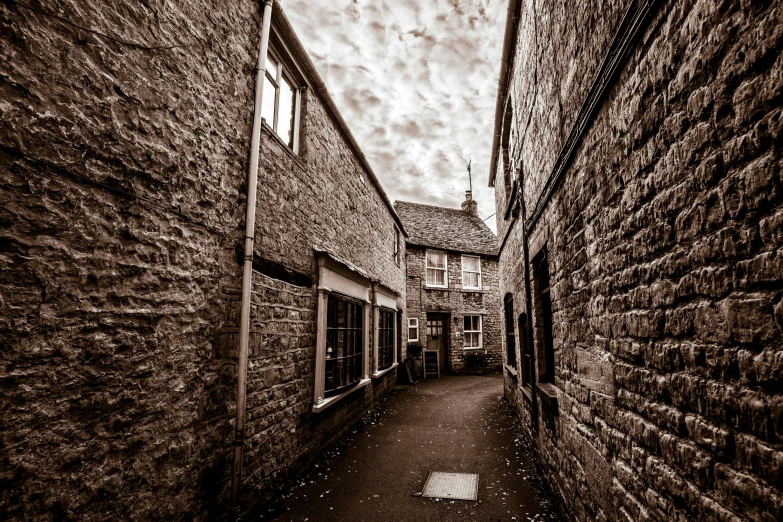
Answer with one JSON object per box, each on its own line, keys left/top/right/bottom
{"left": 260, "top": 374, "right": 561, "bottom": 522}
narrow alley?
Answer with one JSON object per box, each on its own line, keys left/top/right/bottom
{"left": 261, "top": 375, "right": 560, "bottom": 522}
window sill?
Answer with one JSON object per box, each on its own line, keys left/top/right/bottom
{"left": 372, "top": 362, "right": 398, "bottom": 379}
{"left": 312, "top": 377, "right": 371, "bottom": 413}
{"left": 504, "top": 364, "right": 517, "bottom": 376}
{"left": 407, "top": 339, "right": 419, "bottom": 343}
{"left": 463, "top": 286, "right": 483, "bottom": 291}
{"left": 261, "top": 121, "right": 305, "bottom": 169}
{"left": 463, "top": 347, "right": 484, "bottom": 351}
{"left": 535, "top": 382, "right": 559, "bottom": 413}
{"left": 520, "top": 384, "right": 533, "bottom": 403}
{"left": 425, "top": 284, "right": 448, "bottom": 289}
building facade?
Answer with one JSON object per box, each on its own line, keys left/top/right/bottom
{"left": 1, "top": 1, "right": 406, "bottom": 520}
{"left": 395, "top": 194, "right": 502, "bottom": 377}
{"left": 491, "top": 0, "right": 783, "bottom": 521}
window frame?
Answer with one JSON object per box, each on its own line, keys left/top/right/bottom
{"left": 262, "top": 47, "right": 302, "bottom": 154}
{"left": 324, "top": 294, "right": 365, "bottom": 396}
{"left": 313, "top": 255, "right": 372, "bottom": 413}
{"left": 425, "top": 249, "right": 448, "bottom": 288}
{"left": 376, "top": 308, "right": 395, "bottom": 372}
{"left": 461, "top": 255, "right": 482, "bottom": 290}
{"left": 372, "top": 283, "right": 399, "bottom": 379}
{"left": 504, "top": 297, "right": 517, "bottom": 370}
{"left": 408, "top": 317, "right": 419, "bottom": 342}
{"left": 463, "top": 314, "right": 483, "bottom": 350}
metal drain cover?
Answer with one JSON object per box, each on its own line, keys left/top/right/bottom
{"left": 421, "top": 471, "right": 479, "bottom": 501}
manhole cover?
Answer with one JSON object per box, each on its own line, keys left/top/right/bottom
{"left": 421, "top": 471, "right": 479, "bottom": 501}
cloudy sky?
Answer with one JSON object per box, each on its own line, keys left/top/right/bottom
{"left": 283, "top": 0, "right": 506, "bottom": 233}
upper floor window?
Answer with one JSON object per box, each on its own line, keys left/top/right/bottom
{"left": 426, "top": 250, "right": 448, "bottom": 287}
{"left": 262, "top": 51, "right": 300, "bottom": 152}
{"left": 394, "top": 227, "right": 401, "bottom": 266}
{"left": 462, "top": 255, "right": 482, "bottom": 289}
{"left": 464, "top": 315, "right": 482, "bottom": 349}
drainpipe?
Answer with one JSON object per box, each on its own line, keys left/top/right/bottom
{"left": 231, "top": 0, "right": 274, "bottom": 511}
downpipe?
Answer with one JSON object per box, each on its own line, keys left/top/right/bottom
{"left": 231, "top": 0, "right": 274, "bottom": 512}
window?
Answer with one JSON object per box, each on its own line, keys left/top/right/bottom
{"left": 464, "top": 315, "right": 482, "bottom": 349}
{"left": 426, "top": 250, "right": 448, "bottom": 287}
{"left": 504, "top": 297, "right": 516, "bottom": 369}
{"left": 518, "top": 313, "right": 533, "bottom": 386}
{"left": 408, "top": 318, "right": 419, "bottom": 342}
{"left": 534, "top": 249, "right": 555, "bottom": 382}
{"left": 314, "top": 254, "right": 372, "bottom": 412}
{"left": 324, "top": 295, "right": 364, "bottom": 396}
{"left": 262, "top": 52, "right": 300, "bottom": 151}
{"left": 462, "top": 255, "right": 482, "bottom": 289}
{"left": 394, "top": 227, "right": 401, "bottom": 265}
{"left": 378, "top": 309, "right": 394, "bottom": 371}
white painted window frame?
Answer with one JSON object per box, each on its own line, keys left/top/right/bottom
{"left": 372, "top": 283, "right": 399, "bottom": 378}
{"left": 393, "top": 226, "right": 401, "bottom": 266}
{"left": 408, "top": 317, "right": 419, "bottom": 342}
{"left": 425, "top": 249, "right": 448, "bottom": 288}
{"left": 463, "top": 314, "right": 483, "bottom": 350}
{"left": 264, "top": 47, "right": 302, "bottom": 154}
{"left": 461, "top": 255, "right": 482, "bottom": 290}
{"left": 313, "top": 256, "right": 372, "bottom": 413}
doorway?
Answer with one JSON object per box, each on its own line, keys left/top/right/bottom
{"left": 426, "top": 313, "right": 449, "bottom": 373}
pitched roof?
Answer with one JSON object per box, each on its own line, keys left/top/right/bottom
{"left": 393, "top": 201, "right": 498, "bottom": 257}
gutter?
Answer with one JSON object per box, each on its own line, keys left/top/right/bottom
{"left": 488, "top": 0, "right": 522, "bottom": 188}
{"left": 271, "top": 1, "right": 408, "bottom": 237}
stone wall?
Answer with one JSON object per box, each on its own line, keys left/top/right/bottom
{"left": 496, "top": 0, "right": 783, "bottom": 521}
{"left": 405, "top": 246, "right": 502, "bottom": 376}
{"left": 0, "top": 1, "right": 404, "bottom": 519}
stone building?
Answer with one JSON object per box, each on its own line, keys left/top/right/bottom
{"left": 490, "top": 0, "right": 783, "bottom": 521}
{"left": 1, "top": 1, "right": 406, "bottom": 520}
{"left": 394, "top": 193, "right": 501, "bottom": 376}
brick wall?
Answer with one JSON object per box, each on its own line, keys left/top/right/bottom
{"left": 0, "top": 1, "right": 404, "bottom": 519}
{"left": 404, "top": 246, "right": 502, "bottom": 376}
{"left": 496, "top": 0, "right": 783, "bottom": 520}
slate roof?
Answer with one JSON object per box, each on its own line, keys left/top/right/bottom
{"left": 393, "top": 201, "right": 498, "bottom": 257}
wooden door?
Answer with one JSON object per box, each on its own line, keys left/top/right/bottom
{"left": 427, "top": 316, "right": 446, "bottom": 373}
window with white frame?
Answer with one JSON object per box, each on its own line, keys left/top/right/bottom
{"left": 464, "top": 315, "right": 482, "bottom": 349}
{"left": 408, "top": 318, "right": 419, "bottom": 342}
{"left": 426, "top": 250, "right": 448, "bottom": 287}
{"left": 262, "top": 51, "right": 300, "bottom": 151}
{"left": 462, "top": 255, "right": 482, "bottom": 289}
{"left": 325, "top": 295, "right": 364, "bottom": 395}
{"left": 377, "top": 309, "right": 394, "bottom": 371}
{"left": 314, "top": 254, "right": 371, "bottom": 413}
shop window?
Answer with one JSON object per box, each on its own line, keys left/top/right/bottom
{"left": 504, "top": 296, "right": 516, "bottom": 369}
{"left": 325, "top": 295, "right": 364, "bottom": 395}
{"left": 378, "top": 309, "right": 394, "bottom": 371}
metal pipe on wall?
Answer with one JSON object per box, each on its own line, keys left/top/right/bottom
{"left": 231, "top": 0, "right": 274, "bottom": 511}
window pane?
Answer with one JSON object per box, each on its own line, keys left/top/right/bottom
{"left": 262, "top": 75, "right": 277, "bottom": 128}
{"left": 278, "top": 75, "right": 294, "bottom": 146}
{"left": 427, "top": 251, "right": 445, "bottom": 269}
{"left": 267, "top": 54, "right": 279, "bottom": 80}
{"left": 464, "top": 272, "right": 479, "bottom": 288}
{"left": 463, "top": 256, "right": 479, "bottom": 272}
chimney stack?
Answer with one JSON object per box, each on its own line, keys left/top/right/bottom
{"left": 462, "top": 190, "right": 478, "bottom": 216}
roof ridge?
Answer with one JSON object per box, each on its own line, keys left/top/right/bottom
{"left": 393, "top": 200, "right": 466, "bottom": 213}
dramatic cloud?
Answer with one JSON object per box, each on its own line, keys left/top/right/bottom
{"left": 283, "top": 0, "right": 505, "bottom": 232}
